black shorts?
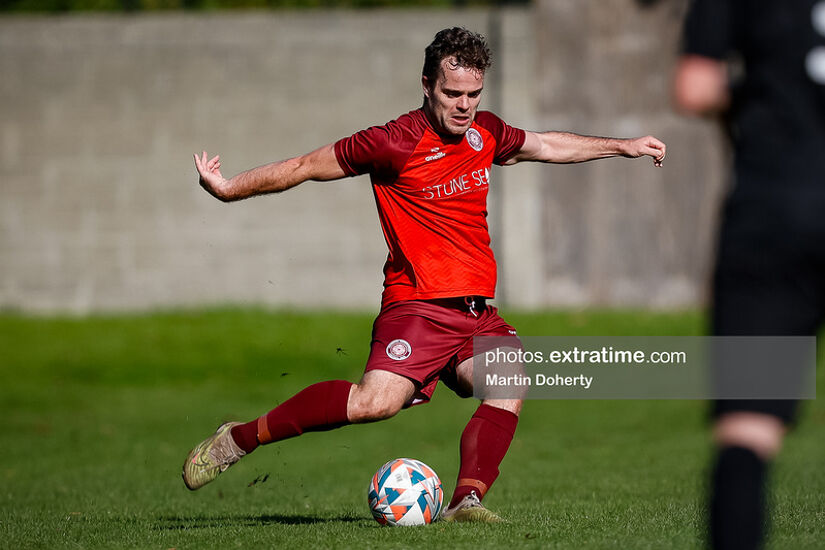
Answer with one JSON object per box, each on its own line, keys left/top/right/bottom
{"left": 711, "top": 185, "right": 825, "bottom": 424}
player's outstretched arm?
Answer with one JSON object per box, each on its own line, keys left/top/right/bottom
{"left": 193, "top": 143, "right": 347, "bottom": 202}
{"left": 505, "top": 130, "right": 666, "bottom": 167}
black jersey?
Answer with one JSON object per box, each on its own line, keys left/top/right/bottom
{"left": 682, "top": 0, "right": 825, "bottom": 188}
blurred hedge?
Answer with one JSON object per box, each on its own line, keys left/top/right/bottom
{"left": 0, "top": 0, "right": 516, "bottom": 12}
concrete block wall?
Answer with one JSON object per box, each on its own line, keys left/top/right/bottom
{"left": 532, "top": 0, "right": 728, "bottom": 308}
{"left": 0, "top": 3, "right": 726, "bottom": 313}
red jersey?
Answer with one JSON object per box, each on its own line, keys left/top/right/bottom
{"left": 334, "top": 108, "right": 525, "bottom": 307}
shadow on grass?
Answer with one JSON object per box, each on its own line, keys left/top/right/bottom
{"left": 156, "top": 513, "right": 366, "bottom": 529}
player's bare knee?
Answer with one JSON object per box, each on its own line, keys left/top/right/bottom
{"left": 347, "top": 386, "right": 404, "bottom": 423}
{"left": 347, "top": 370, "right": 414, "bottom": 422}
{"left": 713, "top": 412, "right": 786, "bottom": 460}
{"left": 482, "top": 398, "right": 522, "bottom": 417}
{"left": 364, "top": 397, "right": 403, "bottom": 421}
{"left": 350, "top": 402, "right": 402, "bottom": 423}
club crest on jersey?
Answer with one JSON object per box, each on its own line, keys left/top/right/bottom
{"left": 386, "top": 339, "right": 412, "bottom": 361}
{"left": 465, "top": 128, "right": 484, "bottom": 152}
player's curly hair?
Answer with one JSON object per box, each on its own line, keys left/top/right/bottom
{"left": 422, "top": 27, "right": 492, "bottom": 84}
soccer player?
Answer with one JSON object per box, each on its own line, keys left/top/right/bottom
{"left": 184, "top": 27, "right": 666, "bottom": 522}
{"left": 673, "top": 1, "right": 824, "bottom": 548}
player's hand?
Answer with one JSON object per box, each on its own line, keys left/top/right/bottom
{"left": 623, "top": 136, "right": 667, "bottom": 167}
{"left": 194, "top": 151, "right": 230, "bottom": 199}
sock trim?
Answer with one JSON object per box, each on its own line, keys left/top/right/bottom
{"left": 257, "top": 414, "right": 272, "bottom": 445}
{"left": 456, "top": 478, "right": 489, "bottom": 498}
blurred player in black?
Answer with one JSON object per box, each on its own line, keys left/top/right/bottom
{"left": 673, "top": 1, "right": 825, "bottom": 549}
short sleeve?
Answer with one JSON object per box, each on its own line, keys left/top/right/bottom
{"left": 681, "top": 0, "right": 737, "bottom": 60}
{"left": 474, "top": 111, "right": 526, "bottom": 165}
{"left": 334, "top": 125, "right": 390, "bottom": 177}
{"left": 334, "top": 116, "right": 421, "bottom": 180}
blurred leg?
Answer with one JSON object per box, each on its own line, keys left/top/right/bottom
{"left": 709, "top": 412, "right": 786, "bottom": 550}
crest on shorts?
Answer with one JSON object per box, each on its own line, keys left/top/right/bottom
{"left": 466, "top": 128, "right": 484, "bottom": 152}
{"left": 386, "top": 339, "right": 412, "bottom": 361}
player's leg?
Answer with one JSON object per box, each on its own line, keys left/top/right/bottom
{"left": 707, "top": 192, "right": 822, "bottom": 549}
{"left": 234, "top": 369, "right": 415, "bottom": 447}
{"left": 441, "top": 353, "right": 521, "bottom": 523}
{"left": 182, "top": 371, "right": 414, "bottom": 490}
{"left": 709, "top": 409, "right": 788, "bottom": 550}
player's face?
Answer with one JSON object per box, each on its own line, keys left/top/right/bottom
{"left": 422, "top": 58, "right": 484, "bottom": 136}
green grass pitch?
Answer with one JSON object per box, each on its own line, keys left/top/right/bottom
{"left": 1, "top": 308, "right": 822, "bottom": 549}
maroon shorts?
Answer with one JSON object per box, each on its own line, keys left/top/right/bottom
{"left": 365, "top": 298, "right": 522, "bottom": 405}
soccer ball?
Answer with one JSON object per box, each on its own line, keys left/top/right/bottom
{"left": 367, "top": 458, "right": 443, "bottom": 526}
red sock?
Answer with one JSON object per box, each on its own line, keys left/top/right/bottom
{"left": 449, "top": 403, "right": 518, "bottom": 508}
{"left": 230, "top": 380, "right": 352, "bottom": 454}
